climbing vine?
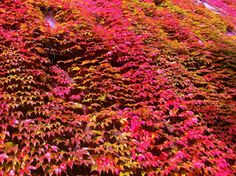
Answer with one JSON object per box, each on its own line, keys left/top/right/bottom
{"left": 0, "top": 0, "right": 235, "bottom": 175}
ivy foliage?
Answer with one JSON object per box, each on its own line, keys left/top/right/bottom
{"left": 0, "top": 0, "right": 235, "bottom": 175}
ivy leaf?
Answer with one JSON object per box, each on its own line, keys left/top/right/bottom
{"left": 0, "top": 153, "right": 8, "bottom": 164}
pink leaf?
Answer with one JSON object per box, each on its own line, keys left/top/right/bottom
{"left": 0, "top": 154, "right": 8, "bottom": 164}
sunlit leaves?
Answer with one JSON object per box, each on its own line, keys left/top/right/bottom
{"left": 0, "top": 0, "right": 235, "bottom": 175}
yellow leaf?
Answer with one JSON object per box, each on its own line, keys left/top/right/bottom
{"left": 81, "top": 60, "right": 91, "bottom": 66}
{"left": 71, "top": 67, "right": 81, "bottom": 71}
{"left": 120, "top": 172, "right": 131, "bottom": 176}
{"left": 91, "top": 164, "right": 98, "bottom": 172}
{"left": 98, "top": 93, "right": 107, "bottom": 101}
{"left": 4, "top": 142, "right": 15, "bottom": 150}
{"left": 72, "top": 103, "right": 83, "bottom": 109}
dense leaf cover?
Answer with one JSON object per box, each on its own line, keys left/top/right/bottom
{"left": 0, "top": 0, "right": 236, "bottom": 175}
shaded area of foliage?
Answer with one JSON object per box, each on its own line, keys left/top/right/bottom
{"left": 0, "top": 0, "right": 235, "bottom": 175}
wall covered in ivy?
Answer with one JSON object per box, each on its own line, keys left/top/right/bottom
{"left": 0, "top": 0, "right": 235, "bottom": 175}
